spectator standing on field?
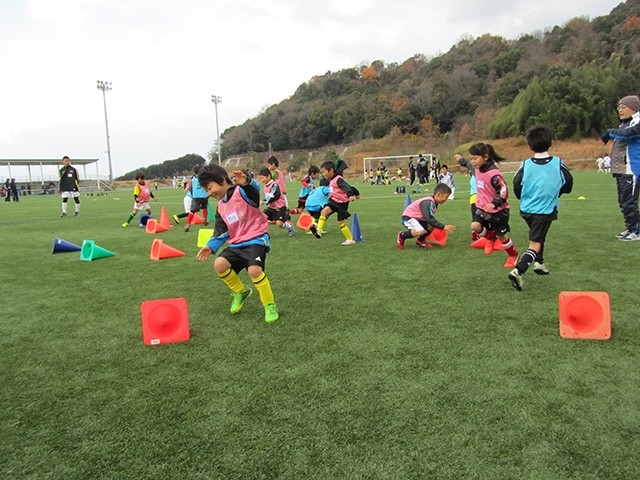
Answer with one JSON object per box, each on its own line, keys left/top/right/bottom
{"left": 59, "top": 156, "right": 80, "bottom": 217}
{"left": 601, "top": 95, "right": 640, "bottom": 241}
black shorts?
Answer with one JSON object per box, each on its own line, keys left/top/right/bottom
{"left": 521, "top": 212, "right": 556, "bottom": 243}
{"left": 263, "top": 206, "right": 290, "bottom": 222}
{"left": 326, "top": 199, "right": 351, "bottom": 221}
{"left": 473, "top": 208, "right": 510, "bottom": 236}
{"left": 190, "top": 197, "right": 209, "bottom": 212}
{"left": 219, "top": 244, "right": 268, "bottom": 273}
{"left": 307, "top": 209, "right": 322, "bottom": 220}
{"left": 297, "top": 195, "right": 308, "bottom": 209}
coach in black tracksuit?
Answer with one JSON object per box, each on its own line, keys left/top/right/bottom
{"left": 59, "top": 156, "right": 80, "bottom": 217}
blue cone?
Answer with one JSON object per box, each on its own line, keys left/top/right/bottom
{"left": 404, "top": 194, "right": 411, "bottom": 210}
{"left": 52, "top": 237, "right": 82, "bottom": 254}
{"left": 139, "top": 214, "right": 154, "bottom": 227}
{"left": 350, "top": 212, "right": 364, "bottom": 242}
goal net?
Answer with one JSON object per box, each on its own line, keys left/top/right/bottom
{"left": 363, "top": 154, "right": 434, "bottom": 182}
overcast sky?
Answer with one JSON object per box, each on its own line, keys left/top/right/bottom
{"left": 0, "top": 0, "right": 622, "bottom": 180}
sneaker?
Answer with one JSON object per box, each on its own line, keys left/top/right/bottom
{"left": 74, "top": 212, "right": 79, "bottom": 217}
{"left": 396, "top": 232, "right": 405, "bottom": 249}
{"left": 484, "top": 239, "right": 495, "bottom": 255}
{"left": 616, "top": 229, "right": 629, "bottom": 239}
{"left": 203, "top": 220, "right": 210, "bottom": 226}
{"left": 619, "top": 231, "right": 640, "bottom": 241}
{"left": 121, "top": 222, "right": 128, "bottom": 227}
{"left": 310, "top": 224, "right": 321, "bottom": 239}
{"left": 415, "top": 238, "right": 433, "bottom": 248}
{"left": 172, "top": 214, "right": 180, "bottom": 224}
{"left": 184, "top": 224, "right": 190, "bottom": 232}
{"left": 508, "top": 269, "right": 523, "bottom": 291}
{"left": 61, "top": 213, "right": 67, "bottom": 218}
{"left": 504, "top": 255, "right": 518, "bottom": 269}
{"left": 533, "top": 262, "right": 550, "bottom": 275}
{"left": 264, "top": 302, "right": 279, "bottom": 323}
{"left": 230, "top": 288, "right": 252, "bottom": 314}
{"left": 341, "top": 239, "right": 356, "bottom": 245}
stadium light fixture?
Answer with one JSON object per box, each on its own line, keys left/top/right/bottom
{"left": 211, "top": 95, "right": 222, "bottom": 165}
{"left": 96, "top": 80, "right": 114, "bottom": 185}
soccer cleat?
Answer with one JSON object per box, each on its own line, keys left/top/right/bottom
{"left": 396, "top": 232, "right": 405, "bottom": 249}
{"left": 172, "top": 214, "right": 180, "bottom": 224}
{"left": 203, "top": 220, "right": 210, "bottom": 226}
{"left": 415, "top": 238, "right": 433, "bottom": 248}
{"left": 287, "top": 224, "right": 294, "bottom": 236}
{"left": 184, "top": 224, "right": 190, "bottom": 232}
{"left": 341, "top": 239, "right": 356, "bottom": 245}
{"left": 533, "top": 262, "right": 550, "bottom": 275}
{"left": 264, "top": 303, "right": 279, "bottom": 323}
{"left": 504, "top": 255, "right": 518, "bottom": 269}
{"left": 306, "top": 230, "right": 313, "bottom": 235}
{"left": 121, "top": 222, "right": 128, "bottom": 227}
{"left": 616, "top": 229, "right": 629, "bottom": 239}
{"left": 230, "top": 288, "right": 252, "bottom": 314}
{"left": 310, "top": 224, "right": 321, "bottom": 239}
{"left": 61, "top": 213, "right": 67, "bottom": 218}
{"left": 508, "top": 269, "right": 523, "bottom": 291}
{"left": 484, "top": 239, "right": 495, "bottom": 255}
{"left": 619, "top": 231, "right": 640, "bottom": 241}
{"left": 74, "top": 212, "right": 79, "bottom": 217}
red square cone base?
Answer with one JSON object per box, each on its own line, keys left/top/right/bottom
{"left": 141, "top": 297, "right": 190, "bottom": 345}
{"left": 559, "top": 292, "right": 611, "bottom": 340}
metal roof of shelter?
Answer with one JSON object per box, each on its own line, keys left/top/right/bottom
{"left": 0, "top": 159, "right": 98, "bottom": 166}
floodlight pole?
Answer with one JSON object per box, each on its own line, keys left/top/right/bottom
{"left": 97, "top": 80, "right": 114, "bottom": 185}
{"left": 211, "top": 95, "right": 222, "bottom": 165}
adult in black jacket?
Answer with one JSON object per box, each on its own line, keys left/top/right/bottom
{"left": 59, "top": 156, "right": 81, "bottom": 217}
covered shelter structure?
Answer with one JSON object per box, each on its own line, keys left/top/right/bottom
{"left": 0, "top": 158, "right": 102, "bottom": 188}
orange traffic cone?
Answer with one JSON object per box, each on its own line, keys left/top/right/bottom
{"left": 296, "top": 212, "right": 314, "bottom": 230}
{"left": 428, "top": 228, "right": 448, "bottom": 246}
{"left": 493, "top": 239, "right": 505, "bottom": 251}
{"left": 150, "top": 239, "right": 186, "bottom": 260}
{"left": 470, "top": 237, "right": 487, "bottom": 248}
{"left": 140, "top": 297, "right": 190, "bottom": 345}
{"left": 159, "top": 207, "right": 171, "bottom": 229}
{"left": 559, "top": 292, "right": 611, "bottom": 340}
{"left": 146, "top": 219, "right": 168, "bottom": 234}
{"left": 192, "top": 214, "right": 204, "bottom": 225}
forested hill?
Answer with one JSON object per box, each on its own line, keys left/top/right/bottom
{"left": 222, "top": 0, "right": 640, "bottom": 156}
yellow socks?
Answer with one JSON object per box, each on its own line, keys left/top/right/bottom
{"left": 317, "top": 215, "right": 327, "bottom": 233}
{"left": 252, "top": 272, "right": 275, "bottom": 305}
{"left": 339, "top": 222, "right": 353, "bottom": 241}
{"left": 218, "top": 268, "right": 245, "bottom": 293}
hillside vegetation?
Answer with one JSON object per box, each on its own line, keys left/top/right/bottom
{"left": 222, "top": 0, "right": 640, "bottom": 156}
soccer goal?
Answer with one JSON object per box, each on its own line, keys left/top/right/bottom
{"left": 363, "top": 154, "right": 434, "bottom": 181}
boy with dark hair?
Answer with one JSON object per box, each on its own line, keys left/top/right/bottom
{"left": 122, "top": 172, "right": 157, "bottom": 227}
{"left": 397, "top": 183, "right": 456, "bottom": 249}
{"left": 181, "top": 165, "right": 211, "bottom": 232}
{"left": 311, "top": 161, "right": 358, "bottom": 244}
{"left": 266, "top": 156, "right": 287, "bottom": 206}
{"left": 196, "top": 165, "right": 279, "bottom": 322}
{"left": 508, "top": 125, "right": 573, "bottom": 291}
{"left": 59, "top": 156, "right": 81, "bottom": 217}
{"left": 290, "top": 165, "right": 320, "bottom": 214}
{"left": 258, "top": 167, "right": 294, "bottom": 236}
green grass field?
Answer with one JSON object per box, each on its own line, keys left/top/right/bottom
{"left": 2, "top": 170, "right": 640, "bottom": 479}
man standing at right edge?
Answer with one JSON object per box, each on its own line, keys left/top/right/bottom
{"left": 602, "top": 95, "right": 640, "bottom": 241}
